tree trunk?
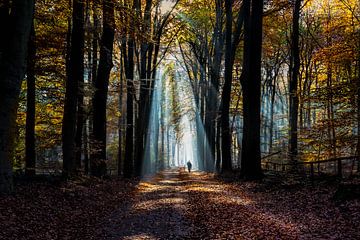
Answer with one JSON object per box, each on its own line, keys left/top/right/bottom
{"left": 89, "top": 1, "right": 99, "bottom": 173}
{"left": 357, "top": 32, "right": 360, "bottom": 171}
{"left": 220, "top": 0, "right": 233, "bottom": 172}
{"left": 240, "top": 0, "right": 263, "bottom": 179}
{"left": 288, "top": 0, "right": 301, "bottom": 167}
{"left": 118, "top": 51, "right": 125, "bottom": 176}
{"left": 0, "top": 0, "right": 34, "bottom": 193}
{"left": 62, "top": 0, "right": 85, "bottom": 177}
{"left": 269, "top": 78, "right": 276, "bottom": 153}
{"left": 91, "top": 0, "right": 115, "bottom": 177}
{"left": 25, "top": 23, "right": 36, "bottom": 177}
{"left": 204, "top": 0, "right": 223, "bottom": 172}
{"left": 135, "top": 0, "right": 153, "bottom": 176}
{"left": 124, "top": 39, "right": 135, "bottom": 178}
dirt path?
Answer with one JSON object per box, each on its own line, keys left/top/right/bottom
{"left": 96, "top": 169, "right": 360, "bottom": 240}
{"left": 98, "top": 169, "right": 193, "bottom": 239}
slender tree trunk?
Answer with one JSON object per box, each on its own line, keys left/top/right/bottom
{"left": 205, "top": 0, "right": 223, "bottom": 172}
{"left": 62, "top": 0, "right": 85, "bottom": 177}
{"left": 118, "top": 51, "right": 124, "bottom": 176}
{"left": 0, "top": 0, "right": 34, "bottom": 193}
{"left": 89, "top": 1, "right": 98, "bottom": 170}
{"left": 25, "top": 23, "right": 36, "bottom": 177}
{"left": 124, "top": 38, "right": 135, "bottom": 178}
{"left": 215, "top": 121, "right": 221, "bottom": 172}
{"left": 75, "top": 3, "right": 86, "bottom": 171}
{"left": 269, "top": 79, "right": 276, "bottom": 153}
{"left": 135, "top": 0, "right": 153, "bottom": 176}
{"left": 357, "top": 32, "right": 360, "bottom": 171}
{"left": 288, "top": 0, "right": 301, "bottom": 168}
{"left": 83, "top": 2, "right": 92, "bottom": 175}
{"left": 91, "top": 0, "right": 115, "bottom": 177}
{"left": 220, "top": 0, "right": 233, "bottom": 172}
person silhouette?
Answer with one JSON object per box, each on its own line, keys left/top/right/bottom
{"left": 187, "top": 161, "right": 192, "bottom": 173}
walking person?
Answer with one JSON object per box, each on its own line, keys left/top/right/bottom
{"left": 187, "top": 161, "right": 192, "bottom": 173}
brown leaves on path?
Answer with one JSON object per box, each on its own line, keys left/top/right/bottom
{"left": 1, "top": 170, "right": 359, "bottom": 239}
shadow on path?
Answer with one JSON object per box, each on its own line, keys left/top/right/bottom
{"left": 97, "top": 169, "right": 198, "bottom": 240}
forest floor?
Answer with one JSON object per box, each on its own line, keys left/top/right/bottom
{"left": 0, "top": 169, "right": 359, "bottom": 240}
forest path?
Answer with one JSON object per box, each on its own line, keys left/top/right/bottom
{"left": 99, "top": 169, "right": 194, "bottom": 239}
{"left": 98, "top": 169, "right": 359, "bottom": 240}
{"left": 98, "top": 169, "right": 296, "bottom": 240}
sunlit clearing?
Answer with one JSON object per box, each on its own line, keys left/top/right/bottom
{"left": 142, "top": 55, "right": 214, "bottom": 176}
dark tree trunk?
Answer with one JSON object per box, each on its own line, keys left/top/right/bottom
{"left": 215, "top": 120, "right": 221, "bottom": 172}
{"left": 123, "top": 0, "right": 139, "bottom": 178}
{"left": 118, "top": 51, "right": 125, "bottom": 176}
{"left": 0, "top": 1, "right": 10, "bottom": 63}
{"left": 62, "top": 0, "right": 85, "bottom": 177}
{"left": 123, "top": 40, "right": 135, "bottom": 177}
{"left": 0, "top": 0, "right": 34, "bottom": 193}
{"left": 288, "top": 0, "right": 301, "bottom": 167}
{"left": 91, "top": 0, "right": 115, "bottom": 177}
{"left": 205, "top": 0, "right": 223, "bottom": 172}
{"left": 135, "top": 0, "right": 153, "bottom": 176}
{"left": 220, "top": 0, "right": 246, "bottom": 173}
{"left": 89, "top": 1, "right": 99, "bottom": 173}
{"left": 84, "top": 2, "right": 93, "bottom": 175}
{"left": 355, "top": 31, "right": 360, "bottom": 172}
{"left": 357, "top": 32, "right": 360, "bottom": 171}
{"left": 240, "top": 0, "right": 263, "bottom": 179}
{"left": 220, "top": 0, "right": 233, "bottom": 172}
{"left": 269, "top": 78, "right": 276, "bottom": 153}
{"left": 75, "top": 0, "right": 87, "bottom": 171}
{"left": 25, "top": 23, "right": 36, "bottom": 177}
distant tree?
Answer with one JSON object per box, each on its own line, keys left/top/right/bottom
{"left": 0, "top": 0, "right": 35, "bottom": 193}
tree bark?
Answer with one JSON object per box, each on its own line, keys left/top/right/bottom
{"left": 0, "top": 0, "right": 34, "bottom": 193}
{"left": 91, "top": 0, "right": 115, "bottom": 177}
{"left": 25, "top": 23, "right": 36, "bottom": 177}
{"left": 62, "top": 0, "right": 85, "bottom": 177}
{"left": 135, "top": 0, "right": 152, "bottom": 176}
{"left": 240, "top": 0, "right": 263, "bottom": 179}
{"left": 288, "top": 0, "right": 301, "bottom": 167}
{"left": 123, "top": 7, "right": 136, "bottom": 178}
{"left": 205, "top": 0, "right": 223, "bottom": 172}
{"left": 220, "top": 0, "right": 234, "bottom": 172}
